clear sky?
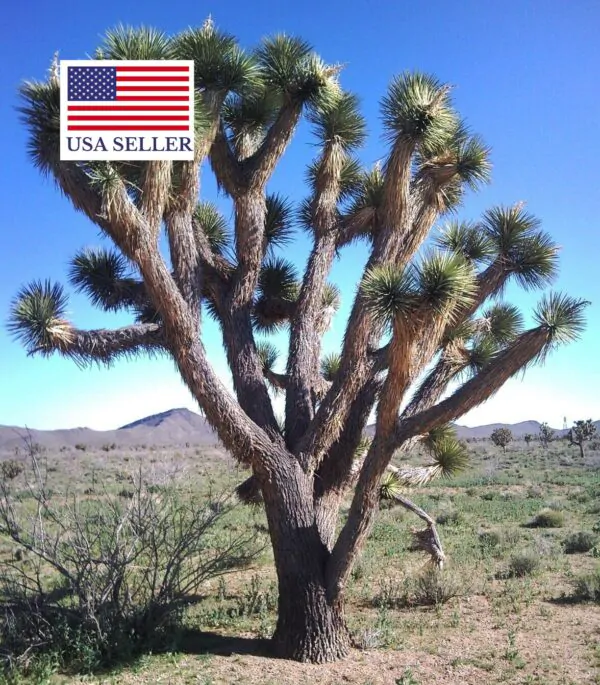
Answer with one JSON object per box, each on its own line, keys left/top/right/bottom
{"left": 1, "top": 0, "right": 598, "bottom": 431}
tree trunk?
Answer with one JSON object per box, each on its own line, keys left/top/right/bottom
{"left": 272, "top": 560, "right": 350, "bottom": 662}
{"left": 259, "top": 459, "right": 350, "bottom": 662}
{"left": 579, "top": 442, "right": 585, "bottom": 459}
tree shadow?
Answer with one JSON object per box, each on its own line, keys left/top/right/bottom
{"left": 174, "top": 628, "right": 272, "bottom": 658}
{"left": 546, "top": 594, "right": 588, "bottom": 607}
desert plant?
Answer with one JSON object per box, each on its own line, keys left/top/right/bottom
{"left": 524, "top": 433, "right": 533, "bottom": 446}
{"left": 538, "top": 422, "right": 555, "bottom": 449}
{"left": 436, "top": 509, "right": 462, "bottom": 525}
{"left": 490, "top": 427, "right": 513, "bottom": 452}
{"left": 411, "top": 568, "right": 464, "bottom": 606}
{"left": 563, "top": 531, "right": 598, "bottom": 554}
{"left": 0, "top": 449, "right": 263, "bottom": 672}
{"left": 526, "top": 508, "right": 565, "bottom": 528}
{"left": 0, "top": 460, "right": 24, "bottom": 482}
{"left": 572, "top": 568, "right": 600, "bottom": 602}
{"left": 507, "top": 550, "right": 540, "bottom": 577}
{"left": 567, "top": 419, "right": 597, "bottom": 459}
{"left": 478, "top": 530, "right": 501, "bottom": 552}
{"left": 8, "top": 22, "right": 588, "bottom": 663}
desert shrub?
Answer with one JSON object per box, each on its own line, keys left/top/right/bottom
{"left": 0, "top": 452, "right": 265, "bottom": 676}
{"left": 232, "top": 574, "right": 277, "bottom": 617}
{"left": 74, "top": 443, "right": 87, "bottom": 452}
{"left": 507, "top": 550, "right": 540, "bottom": 577}
{"left": 479, "top": 530, "right": 501, "bottom": 551}
{"left": 0, "top": 460, "right": 24, "bottom": 481}
{"left": 526, "top": 508, "right": 565, "bottom": 528}
{"left": 436, "top": 509, "right": 462, "bottom": 525}
{"left": 563, "top": 531, "right": 598, "bottom": 554}
{"left": 372, "top": 576, "right": 408, "bottom": 609}
{"left": 526, "top": 485, "right": 544, "bottom": 499}
{"left": 374, "top": 570, "right": 464, "bottom": 609}
{"left": 572, "top": 568, "right": 600, "bottom": 602}
{"left": 411, "top": 569, "right": 464, "bottom": 606}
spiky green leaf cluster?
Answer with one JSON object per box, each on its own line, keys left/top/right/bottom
{"left": 379, "top": 470, "right": 403, "bottom": 501}
{"left": 381, "top": 72, "right": 457, "bottom": 151}
{"left": 480, "top": 303, "right": 524, "bottom": 345}
{"left": 97, "top": 25, "right": 173, "bottom": 60}
{"left": 265, "top": 194, "right": 294, "bottom": 250}
{"left": 68, "top": 248, "right": 142, "bottom": 312}
{"left": 307, "top": 92, "right": 366, "bottom": 152}
{"left": 428, "top": 436, "right": 469, "bottom": 477}
{"left": 534, "top": 293, "right": 589, "bottom": 346}
{"left": 8, "top": 281, "right": 70, "bottom": 355}
{"left": 482, "top": 205, "right": 559, "bottom": 290}
{"left": 322, "top": 283, "right": 341, "bottom": 311}
{"left": 422, "top": 424, "right": 457, "bottom": 451}
{"left": 174, "top": 21, "right": 259, "bottom": 93}
{"left": 320, "top": 352, "right": 341, "bottom": 381}
{"left": 361, "top": 264, "right": 418, "bottom": 327}
{"left": 451, "top": 130, "right": 492, "bottom": 189}
{"left": 464, "top": 336, "right": 499, "bottom": 373}
{"left": 255, "top": 35, "right": 339, "bottom": 109}
{"left": 252, "top": 258, "right": 299, "bottom": 332}
{"left": 257, "top": 257, "right": 299, "bottom": 300}
{"left": 348, "top": 165, "right": 384, "bottom": 217}
{"left": 18, "top": 81, "right": 60, "bottom": 173}
{"left": 256, "top": 340, "right": 279, "bottom": 372}
{"left": 436, "top": 220, "right": 493, "bottom": 263}
{"left": 414, "top": 252, "right": 476, "bottom": 315}
{"left": 223, "top": 90, "right": 280, "bottom": 156}
{"left": 193, "top": 202, "right": 229, "bottom": 254}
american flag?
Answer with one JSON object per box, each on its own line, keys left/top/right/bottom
{"left": 66, "top": 63, "right": 192, "bottom": 132}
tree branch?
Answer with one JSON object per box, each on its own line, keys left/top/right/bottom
{"left": 327, "top": 326, "right": 548, "bottom": 599}
{"left": 33, "top": 322, "right": 165, "bottom": 366}
{"left": 244, "top": 104, "right": 302, "bottom": 190}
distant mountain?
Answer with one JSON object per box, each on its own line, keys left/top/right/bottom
{"left": 453, "top": 421, "right": 550, "bottom": 439}
{"left": 1, "top": 409, "right": 597, "bottom": 452}
{"left": 0, "top": 408, "right": 219, "bottom": 451}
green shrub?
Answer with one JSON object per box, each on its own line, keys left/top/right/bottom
{"left": 411, "top": 569, "right": 464, "bottom": 606}
{"left": 563, "top": 531, "right": 598, "bottom": 554}
{"left": 572, "top": 568, "right": 600, "bottom": 602}
{"left": 436, "top": 509, "right": 461, "bottom": 525}
{"left": 526, "top": 508, "right": 565, "bottom": 528}
{"left": 507, "top": 550, "right": 540, "bottom": 577}
{"left": 0, "top": 460, "right": 24, "bottom": 481}
{"left": 478, "top": 530, "right": 501, "bottom": 551}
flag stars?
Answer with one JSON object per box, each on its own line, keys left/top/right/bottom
{"left": 67, "top": 66, "right": 117, "bottom": 101}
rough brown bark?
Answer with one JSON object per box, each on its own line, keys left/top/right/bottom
{"left": 260, "top": 459, "right": 350, "bottom": 662}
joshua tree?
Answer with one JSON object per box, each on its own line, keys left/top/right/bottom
{"left": 538, "top": 422, "right": 555, "bottom": 449}
{"left": 524, "top": 433, "right": 533, "bottom": 446}
{"left": 490, "top": 427, "right": 513, "bottom": 452}
{"left": 567, "top": 419, "right": 596, "bottom": 459}
{"left": 8, "top": 24, "right": 588, "bottom": 663}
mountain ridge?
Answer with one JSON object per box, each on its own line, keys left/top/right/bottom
{"left": 1, "top": 408, "right": 597, "bottom": 451}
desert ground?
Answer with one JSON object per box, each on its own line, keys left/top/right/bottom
{"left": 0, "top": 421, "right": 599, "bottom": 685}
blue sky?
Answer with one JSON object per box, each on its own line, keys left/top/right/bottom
{"left": 1, "top": 0, "right": 598, "bottom": 431}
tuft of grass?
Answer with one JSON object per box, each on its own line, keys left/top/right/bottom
{"left": 525, "top": 508, "right": 565, "bottom": 528}
{"left": 563, "top": 531, "right": 598, "bottom": 554}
